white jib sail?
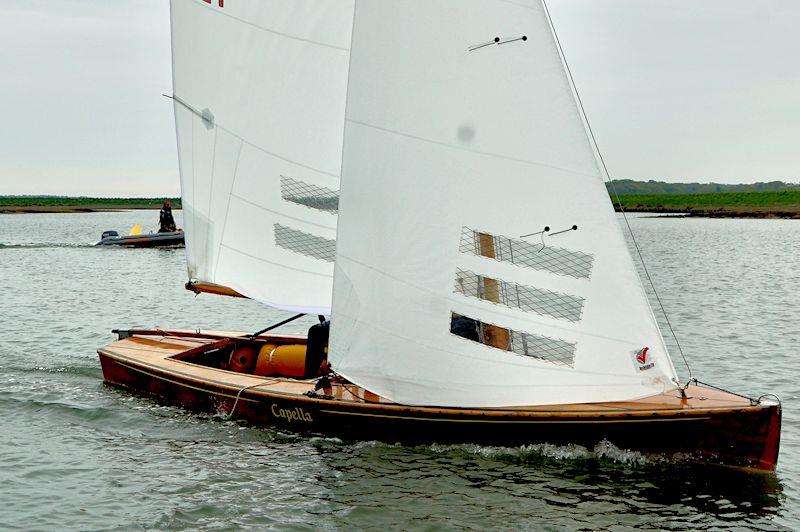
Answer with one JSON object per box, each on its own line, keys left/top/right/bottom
{"left": 329, "top": 0, "right": 679, "bottom": 407}
{"left": 170, "top": 0, "right": 354, "bottom": 314}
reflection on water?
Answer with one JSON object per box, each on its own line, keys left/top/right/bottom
{"left": 0, "top": 211, "right": 797, "bottom": 529}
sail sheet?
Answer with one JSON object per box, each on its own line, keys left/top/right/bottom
{"left": 329, "top": 0, "right": 679, "bottom": 407}
{"left": 170, "top": 0, "right": 353, "bottom": 313}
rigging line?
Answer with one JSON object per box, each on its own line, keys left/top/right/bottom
{"left": 327, "top": 370, "right": 380, "bottom": 404}
{"left": 250, "top": 313, "right": 306, "bottom": 338}
{"left": 691, "top": 379, "right": 758, "bottom": 405}
{"left": 540, "top": 0, "right": 693, "bottom": 380}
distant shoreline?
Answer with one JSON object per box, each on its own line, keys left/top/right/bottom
{"left": 0, "top": 205, "right": 181, "bottom": 214}
{"left": 2, "top": 192, "right": 799, "bottom": 218}
{"left": 0, "top": 198, "right": 181, "bottom": 214}
{"left": 614, "top": 205, "right": 800, "bottom": 219}
{"left": 613, "top": 190, "right": 800, "bottom": 219}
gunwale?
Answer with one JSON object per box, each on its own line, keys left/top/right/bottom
{"left": 97, "top": 329, "right": 782, "bottom": 471}
{"left": 98, "top": 329, "right": 771, "bottom": 417}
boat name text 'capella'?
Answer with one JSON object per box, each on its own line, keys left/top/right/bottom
{"left": 271, "top": 404, "right": 313, "bottom": 423}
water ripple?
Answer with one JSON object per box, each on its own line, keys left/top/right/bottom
{"left": 0, "top": 211, "right": 797, "bottom": 530}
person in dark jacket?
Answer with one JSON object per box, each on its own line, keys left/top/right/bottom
{"left": 159, "top": 200, "right": 177, "bottom": 233}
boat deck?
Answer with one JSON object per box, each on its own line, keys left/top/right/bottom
{"left": 100, "top": 329, "right": 756, "bottom": 415}
{"left": 98, "top": 329, "right": 781, "bottom": 470}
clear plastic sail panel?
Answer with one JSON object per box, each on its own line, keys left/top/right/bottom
{"left": 329, "top": 0, "right": 679, "bottom": 407}
{"left": 171, "top": 0, "right": 354, "bottom": 313}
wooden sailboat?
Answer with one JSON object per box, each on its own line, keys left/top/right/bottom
{"left": 99, "top": 0, "right": 781, "bottom": 471}
{"left": 98, "top": 328, "right": 780, "bottom": 471}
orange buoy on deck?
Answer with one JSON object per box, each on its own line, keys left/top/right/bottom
{"left": 228, "top": 345, "right": 258, "bottom": 373}
{"left": 254, "top": 344, "right": 307, "bottom": 378}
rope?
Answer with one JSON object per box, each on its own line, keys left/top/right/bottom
{"left": 341, "top": 382, "right": 380, "bottom": 403}
{"left": 227, "top": 379, "right": 279, "bottom": 420}
{"left": 756, "top": 393, "right": 782, "bottom": 406}
{"left": 541, "top": 0, "right": 693, "bottom": 381}
{"left": 325, "top": 370, "right": 380, "bottom": 404}
{"left": 689, "top": 378, "right": 758, "bottom": 405}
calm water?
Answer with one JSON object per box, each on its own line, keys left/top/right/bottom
{"left": 0, "top": 211, "right": 797, "bottom": 530}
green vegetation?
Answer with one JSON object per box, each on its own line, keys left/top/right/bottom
{"left": 613, "top": 190, "right": 800, "bottom": 218}
{"left": 0, "top": 196, "right": 181, "bottom": 213}
{"left": 607, "top": 179, "right": 800, "bottom": 196}
{"left": 4, "top": 186, "right": 800, "bottom": 218}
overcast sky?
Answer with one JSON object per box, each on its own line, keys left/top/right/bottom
{"left": 1, "top": 0, "right": 798, "bottom": 196}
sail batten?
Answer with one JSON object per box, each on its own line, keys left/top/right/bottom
{"left": 171, "top": 0, "right": 354, "bottom": 313}
{"left": 345, "top": 118, "right": 599, "bottom": 178}
{"left": 328, "top": 0, "right": 678, "bottom": 407}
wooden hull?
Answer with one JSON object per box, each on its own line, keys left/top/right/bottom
{"left": 98, "top": 330, "right": 781, "bottom": 471}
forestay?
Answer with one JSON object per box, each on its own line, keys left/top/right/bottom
{"left": 170, "top": 0, "right": 353, "bottom": 314}
{"left": 330, "top": 0, "right": 679, "bottom": 407}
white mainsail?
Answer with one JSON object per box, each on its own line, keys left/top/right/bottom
{"left": 170, "top": 0, "right": 353, "bottom": 314}
{"left": 329, "top": 0, "right": 679, "bottom": 407}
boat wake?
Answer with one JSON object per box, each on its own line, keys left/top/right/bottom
{"left": 310, "top": 437, "right": 652, "bottom": 468}
{"left": 0, "top": 363, "right": 102, "bottom": 380}
{"left": 0, "top": 242, "right": 97, "bottom": 249}
{"left": 427, "top": 440, "right": 650, "bottom": 467}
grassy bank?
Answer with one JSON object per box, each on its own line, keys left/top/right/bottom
{"left": 613, "top": 190, "right": 800, "bottom": 218}
{"left": 0, "top": 197, "right": 181, "bottom": 214}
{"left": 4, "top": 191, "right": 800, "bottom": 218}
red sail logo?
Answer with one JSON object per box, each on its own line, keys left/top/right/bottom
{"left": 202, "top": 0, "right": 224, "bottom": 7}
{"left": 636, "top": 347, "right": 649, "bottom": 364}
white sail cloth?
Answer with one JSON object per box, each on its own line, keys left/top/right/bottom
{"left": 329, "top": 0, "right": 679, "bottom": 407}
{"left": 171, "top": 0, "right": 353, "bottom": 313}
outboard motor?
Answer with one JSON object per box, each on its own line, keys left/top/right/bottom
{"left": 305, "top": 316, "right": 330, "bottom": 377}
{"left": 101, "top": 230, "right": 119, "bottom": 240}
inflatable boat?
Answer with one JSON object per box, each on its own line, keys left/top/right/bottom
{"left": 96, "top": 230, "right": 184, "bottom": 248}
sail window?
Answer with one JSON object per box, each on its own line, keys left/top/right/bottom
{"left": 454, "top": 268, "right": 584, "bottom": 322}
{"left": 450, "top": 313, "right": 576, "bottom": 367}
{"left": 459, "top": 227, "right": 593, "bottom": 279}
{"left": 274, "top": 224, "right": 336, "bottom": 262}
{"left": 280, "top": 176, "right": 340, "bottom": 214}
